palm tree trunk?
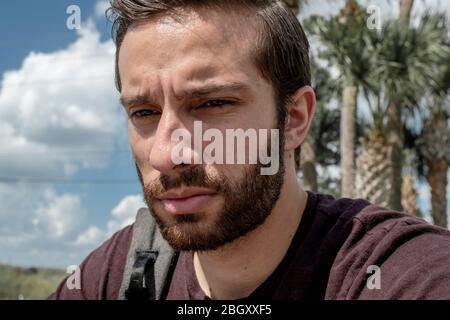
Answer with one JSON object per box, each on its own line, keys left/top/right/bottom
{"left": 386, "top": 100, "right": 404, "bottom": 211}
{"left": 401, "top": 175, "right": 421, "bottom": 217}
{"left": 355, "top": 127, "right": 391, "bottom": 208}
{"left": 392, "top": 0, "right": 413, "bottom": 212}
{"left": 341, "top": 85, "right": 358, "bottom": 198}
{"left": 399, "top": 0, "right": 414, "bottom": 23}
{"left": 300, "top": 135, "right": 318, "bottom": 192}
{"left": 427, "top": 159, "right": 449, "bottom": 228}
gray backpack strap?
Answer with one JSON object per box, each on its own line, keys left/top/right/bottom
{"left": 118, "top": 207, "right": 179, "bottom": 300}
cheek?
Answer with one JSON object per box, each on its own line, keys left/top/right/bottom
{"left": 128, "top": 124, "right": 140, "bottom": 156}
{"left": 210, "top": 163, "right": 248, "bottom": 184}
{"left": 246, "top": 99, "right": 278, "bottom": 131}
{"left": 128, "top": 125, "right": 151, "bottom": 166}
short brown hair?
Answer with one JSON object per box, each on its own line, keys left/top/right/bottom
{"left": 108, "top": 0, "right": 310, "bottom": 168}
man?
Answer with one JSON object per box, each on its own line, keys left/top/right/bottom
{"left": 49, "top": 0, "right": 450, "bottom": 300}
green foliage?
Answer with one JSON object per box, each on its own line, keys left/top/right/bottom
{"left": 368, "top": 12, "right": 450, "bottom": 112}
{"left": 305, "top": 4, "right": 377, "bottom": 88}
{"left": 309, "top": 60, "right": 341, "bottom": 166}
{"left": 0, "top": 264, "right": 66, "bottom": 300}
{"left": 304, "top": 2, "right": 449, "bottom": 209}
{"left": 306, "top": 60, "right": 345, "bottom": 197}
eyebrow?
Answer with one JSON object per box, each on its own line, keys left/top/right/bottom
{"left": 182, "top": 82, "right": 251, "bottom": 99}
{"left": 119, "top": 82, "right": 251, "bottom": 108}
{"left": 120, "top": 95, "right": 155, "bottom": 109}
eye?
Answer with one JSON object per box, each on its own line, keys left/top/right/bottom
{"left": 131, "top": 109, "right": 161, "bottom": 118}
{"left": 197, "top": 99, "right": 235, "bottom": 109}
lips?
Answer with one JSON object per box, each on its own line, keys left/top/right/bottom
{"left": 157, "top": 188, "right": 217, "bottom": 215}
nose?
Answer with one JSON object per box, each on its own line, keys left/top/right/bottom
{"left": 148, "top": 107, "right": 196, "bottom": 175}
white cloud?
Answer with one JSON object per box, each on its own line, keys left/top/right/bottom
{"left": 74, "top": 226, "right": 105, "bottom": 246}
{"left": 95, "top": 0, "right": 111, "bottom": 20}
{"left": 71, "top": 194, "right": 145, "bottom": 254}
{"left": 34, "top": 191, "right": 86, "bottom": 240}
{"left": 0, "top": 21, "right": 122, "bottom": 178}
{"left": 107, "top": 194, "right": 145, "bottom": 235}
{"left": 0, "top": 21, "right": 131, "bottom": 268}
{"left": 0, "top": 189, "right": 144, "bottom": 268}
{"left": 0, "top": 186, "right": 93, "bottom": 267}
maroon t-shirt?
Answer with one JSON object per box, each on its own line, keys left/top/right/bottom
{"left": 49, "top": 192, "right": 450, "bottom": 300}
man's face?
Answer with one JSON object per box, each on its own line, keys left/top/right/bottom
{"left": 119, "top": 9, "right": 286, "bottom": 251}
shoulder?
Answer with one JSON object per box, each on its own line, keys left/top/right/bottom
{"left": 48, "top": 224, "right": 134, "bottom": 300}
{"left": 306, "top": 193, "right": 372, "bottom": 247}
{"left": 326, "top": 203, "right": 450, "bottom": 299}
{"left": 312, "top": 192, "right": 372, "bottom": 224}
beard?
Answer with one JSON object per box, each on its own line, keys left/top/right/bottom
{"left": 135, "top": 129, "right": 286, "bottom": 252}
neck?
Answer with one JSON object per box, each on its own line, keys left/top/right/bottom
{"left": 193, "top": 170, "right": 308, "bottom": 299}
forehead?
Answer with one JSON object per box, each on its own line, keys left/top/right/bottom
{"left": 118, "top": 8, "right": 267, "bottom": 95}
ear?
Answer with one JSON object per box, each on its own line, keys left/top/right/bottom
{"left": 283, "top": 86, "right": 316, "bottom": 152}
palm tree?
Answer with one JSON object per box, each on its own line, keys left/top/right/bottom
{"left": 414, "top": 48, "right": 450, "bottom": 227}
{"left": 299, "top": 59, "right": 341, "bottom": 194}
{"left": 356, "top": 124, "right": 392, "bottom": 208}
{"left": 418, "top": 110, "right": 450, "bottom": 227}
{"left": 399, "top": 0, "right": 415, "bottom": 23}
{"left": 305, "top": 0, "right": 375, "bottom": 198}
{"left": 363, "top": 13, "right": 449, "bottom": 211}
{"left": 300, "top": 135, "right": 318, "bottom": 192}
{"left": 401, "top": 175, "right": 421, "bottom": 216}
{"left": 382, "top": 0, "right": 415, "bottom": 211}
{"left": 401, "top": 151, "right": 421, "bottom": 217}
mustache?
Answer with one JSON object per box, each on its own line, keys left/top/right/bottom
{"left": 136, "top": 164, "right": 228, "bottom": 199}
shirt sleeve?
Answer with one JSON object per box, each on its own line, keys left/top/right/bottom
{"left": 325, "top": 205, "right": 450, "bottom": 300}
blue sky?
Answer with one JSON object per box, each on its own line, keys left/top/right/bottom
{"left": 0, "top": 0, "right": 448, "bottom": 269}
{"left": 0, "top": 0, "right": 144, "bottom": 268}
